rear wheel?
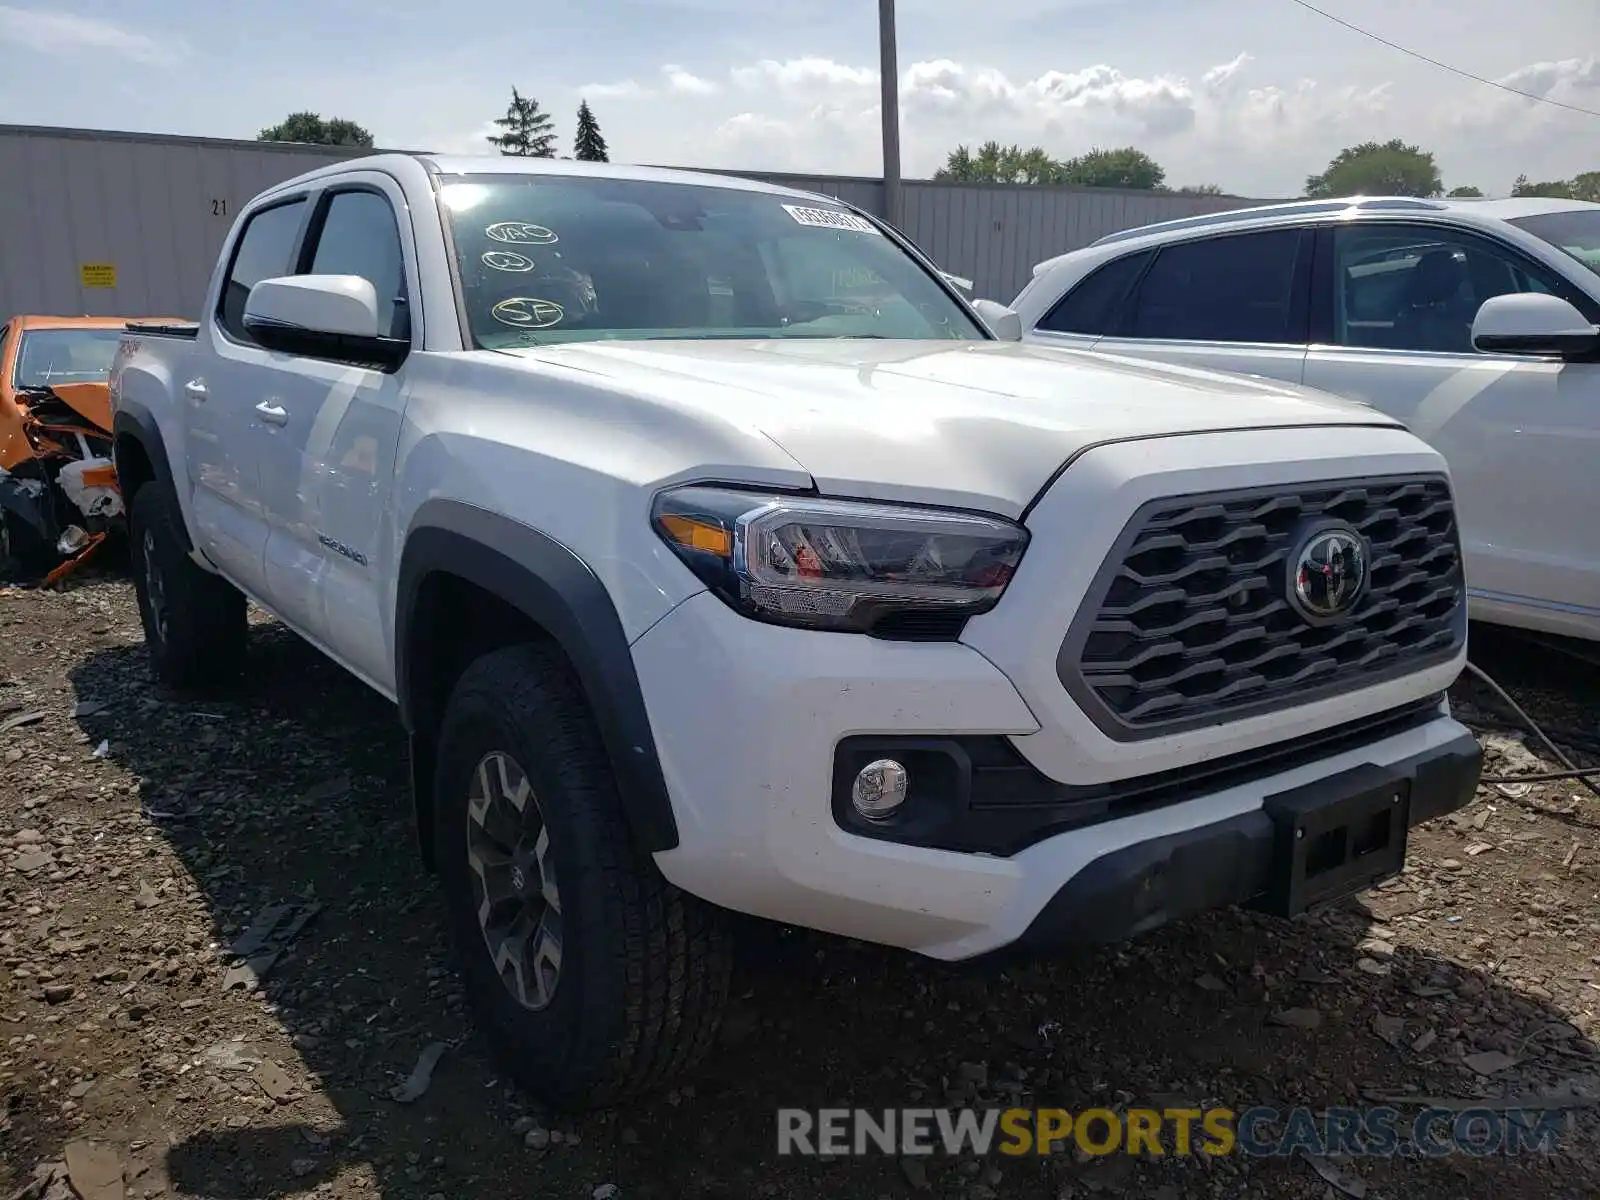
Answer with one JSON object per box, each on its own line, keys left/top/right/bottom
{"left": 129, "top": 483, "right": 247, "bottom": 688}
{"left": 434, "top": 642, "right": 731, "bottom": 1110}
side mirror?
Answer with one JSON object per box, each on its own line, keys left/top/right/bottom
{"left": 971, "top": 298, "right": 1023, "bottom": 341}
{"left": 939, "top": 270, "right": 975, "bottom": 294}
{"left": 1472, "top": 293, "right": 1600, "bottom": 359}
{"left": 243, "top": 275, "right": 406, "bottom": 368}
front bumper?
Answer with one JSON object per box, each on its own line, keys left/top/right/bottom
{"left": 632, "top": 591, "right": 1480, "bottom": 961}
{"left": 1010, "top": 728, "right": 1481, "bottom": 952}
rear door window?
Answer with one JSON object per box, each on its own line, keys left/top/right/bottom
{"left": 1127, "top": 230, "right": 1307, "bottom": 344}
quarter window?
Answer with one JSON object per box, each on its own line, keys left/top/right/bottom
{"left": 307, "top": 190, "right": 410, "bottom": 340}
{"left": 218, "top": 200, "right": 307, "bottom": 344}
{"left": 1036, "top": 250, "right": 1151, "bottom": 335}
{"left": 1127, "top": 231, "right": 1305, "bottom": 344}
{"left": 1329, "top": 225, "right": 1574, "bottom": 355}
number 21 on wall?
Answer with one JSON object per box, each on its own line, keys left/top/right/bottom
{"left": 211, "top": 198, "right": 228, "bottom": 216}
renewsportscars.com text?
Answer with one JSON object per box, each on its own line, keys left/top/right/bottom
{"left": 776, "top": 1106, "right": 1567, "bottom": 1159}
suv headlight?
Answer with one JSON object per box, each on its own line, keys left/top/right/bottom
{"left": 650, "top": 485, "right": 1029, "bottom": 636}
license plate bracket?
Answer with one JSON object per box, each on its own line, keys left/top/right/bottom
{"left": 1256, "top": 763, "right": 1411, "bottom": 918}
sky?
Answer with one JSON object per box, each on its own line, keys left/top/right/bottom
{"left": 1, "top": 0, "right": 1596, "bottom": 198}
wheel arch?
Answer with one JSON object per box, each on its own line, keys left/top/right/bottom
{"left": 112, "top": 407, "right": 184, "bottom": 544}
{"left": 396, "top": 500, "right": 680, "bottom": 870}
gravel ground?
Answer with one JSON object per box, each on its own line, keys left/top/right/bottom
{"left": 2, "top": 576, "right": 1599, "bottom": 1200}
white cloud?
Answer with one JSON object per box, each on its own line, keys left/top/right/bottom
{"left": 663, "top": 64, "right": 719, "bottom": 96}
{"left": 732, "top": 56, "right": 878, "bottom": 92}
{"left": 1201, "top": 53, "right": 1252, "bottom": 93}
{"left": 441, "top": 41, "right": 1597, "bottom": 197}
{"left": 1491, "top": 55, "right": 1600, "bottom": 104}
{"left": 0, "top": 6, "right": 179, "bottom": 67}
{"left": 673, "top": 49, "right": 1596, "bottom": 195}
{"left": 581, "top": 79, "right": 646, "bottom": 100}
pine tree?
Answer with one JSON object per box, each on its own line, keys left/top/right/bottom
{"left": 486, "top": 88, "right": 557, "bottom": 158}
{"left": 573, "top": 100, "right": 609, "bottom": 163}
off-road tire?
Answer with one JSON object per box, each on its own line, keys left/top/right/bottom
{"left": 129, "top": 483, "right": 247, "bottom": 689}
{"left": 434, "top": 642, "right": 732, "bottom": 1111}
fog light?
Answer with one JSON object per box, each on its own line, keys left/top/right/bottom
{"left": 851, "top": 758, "right": 909, "bottom": 821}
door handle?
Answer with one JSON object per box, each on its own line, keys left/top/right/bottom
{"left": 183, "top": 379, "right": 207, "bottom": 403}
{"left": 254, "top": 401, "right": 288, "bottom": 426}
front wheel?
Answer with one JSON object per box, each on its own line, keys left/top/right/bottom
{"left": 128, "top": 483, "right": 247, "bottom": 689}
{"left": 434, "top": 642, "right": 731, "bottom": 1110}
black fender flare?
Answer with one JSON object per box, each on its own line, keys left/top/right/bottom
{"left": 111, "top": 406, "right": 185, "bottom": 543}
{"left": 396, "top": 500, "right": 680, "bottom": 862}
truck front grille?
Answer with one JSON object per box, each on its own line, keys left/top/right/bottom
{"left": 1057, "top": 474, "right": 1465, "bottom": 740}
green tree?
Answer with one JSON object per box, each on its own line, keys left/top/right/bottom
{"left": 573, "top": 100, "right": 609, "bottom": 162}
{"left": 1446, "top": 185, "right": 1484, "bottom": 198}
{"left": 1057, "top": 146, "right": 1166, "bottom": 191}
{"left": 934, "top": 141, "right": 1063, "bottom": 184}
{"left": 1511, "top": 172, "right": 1599, "bottom": 201}
{"left": 487, "top": 88, "right": 557, "bottom": 158}
{"left": 1176, "top": 183, "right": 1226, "bottom": 196}
{"left": 933, "top": 142, "right": 1168, "bottom": 190}
{"left": 257, "top": 111, "right": 373, "bottom": 147}
{"left": 1304, "top": 140, "right": 1442, "bottom": 198}
{"left": 1511, "top": 174, "right": 1573, "bottom": 198}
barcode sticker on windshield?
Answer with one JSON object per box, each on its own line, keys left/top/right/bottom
{"left": 782, "top": 205, "right": 880, "bottom": 235}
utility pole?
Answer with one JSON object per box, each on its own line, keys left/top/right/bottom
{"left": 878, "top": 0, "right": 902, "bottom": 230}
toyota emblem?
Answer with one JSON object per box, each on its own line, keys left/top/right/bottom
{"left": 1290, "top": 527, "right": 1369, "bottom": 621}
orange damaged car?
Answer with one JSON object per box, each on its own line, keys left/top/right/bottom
{"left": 0, "top": 315, "right": 143, "bottom": 580}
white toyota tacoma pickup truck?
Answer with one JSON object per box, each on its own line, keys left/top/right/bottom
{"left": 108, "top": 154, "right": 1481, "bottom": 1110}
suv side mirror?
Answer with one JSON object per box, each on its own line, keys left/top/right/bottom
{"left": 1472, "top": 293, "right": 1600, "bottom": 359}
{"left": 243, "top": 275, "right": 408, "bottom": 369}
{"left": 971, "top": 298, "right": 1023, "bottom": 341}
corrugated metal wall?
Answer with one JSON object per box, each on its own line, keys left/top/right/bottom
{"left": 900, "top": 182, "right": 1270, "bottom": 301}
{"left": 0, "top": 126, "right": 372, "bottom": 318}
{"left": 0, "top": 125, "right": 1272, "bottom": 319}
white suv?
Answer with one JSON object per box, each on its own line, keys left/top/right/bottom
{"left": 1012, "top": 197, "right": 1600, "bottom": 643}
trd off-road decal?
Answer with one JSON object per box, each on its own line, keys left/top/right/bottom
{"left": 491, "top": 297, "right": 565, "bottom": 329}
{"left": 484, "top": 221, "right": 559, "bottom": 246}
{"left": 781, "top": 205, "right": 880, "bottom": 236}
{"left": 482, "top": 250, "right": 537, "bottom": 273}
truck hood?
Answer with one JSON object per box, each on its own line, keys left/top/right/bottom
{"left": 498, "top": 339, "right": 1397, "bottom": 517}
{"left": 36, "top": 381, "right": 113, "bottom": 434}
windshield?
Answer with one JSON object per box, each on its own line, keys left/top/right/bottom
{"left": 1509, "top": 210, "right": 1600, "bottom": 279}
{"left": 13, "top": 328, "right": 123, "bottom": 389}
{"left": 435, "top": 174, "right": 987, "bottom": 349}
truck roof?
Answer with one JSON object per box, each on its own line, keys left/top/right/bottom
{"left": 256, "top": 152, "right": 850, "bottom": 207}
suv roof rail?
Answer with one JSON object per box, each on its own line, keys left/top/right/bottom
{"left": 1089, "top": 196, "right": 1450, "bottom": 248}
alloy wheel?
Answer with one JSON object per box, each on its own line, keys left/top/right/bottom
{"left": 141, "top": 526, "right": 169, "bottom": 645}
{"left": 465, "top": 751, "right": 563, "bottom": 1011}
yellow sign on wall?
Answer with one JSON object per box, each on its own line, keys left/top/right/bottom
{"left": 80, "top": 262, "right": 117, "bottom": 288}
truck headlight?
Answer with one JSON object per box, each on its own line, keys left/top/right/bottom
{"left": 650, "top": 485, "right": 1028, "bottom": 636}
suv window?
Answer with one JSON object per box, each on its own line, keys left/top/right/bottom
{"left": 307, "top": 190, "right": 410, "bottom": 339}
{"left": 1330, "top": 224, "right": 1576, "bottom": 355}
{"left": 1128, "top": 230, "right": 1304, "bottom": 344}
{"left": 1036, "top": 250, "right": 1151, "bottom": 335}
{"left": 219, "top": 199, "right": 307, "bottom": 343}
